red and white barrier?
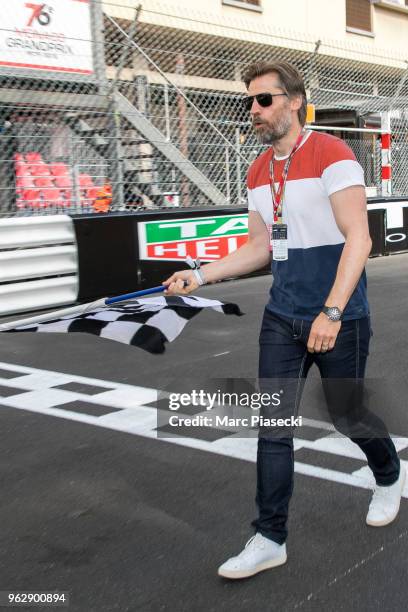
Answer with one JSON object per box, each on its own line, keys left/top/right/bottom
{"left": 381, "top": 132, "right": 392, "bottom": 197}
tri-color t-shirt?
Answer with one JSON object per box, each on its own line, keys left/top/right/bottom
{"left": 247, "top": 130, "right": 369, "bottom": 321}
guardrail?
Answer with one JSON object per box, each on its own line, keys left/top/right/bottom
{"left": 0, "top": 215, "right": 78, "bottom": 315}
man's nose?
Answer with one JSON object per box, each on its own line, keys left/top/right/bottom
{"left": 250, "top": 98, "right": 263, "bottom": 114}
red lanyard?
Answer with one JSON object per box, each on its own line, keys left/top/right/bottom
{"left": 269, "top": 130, "right": 305, "bottom": 223}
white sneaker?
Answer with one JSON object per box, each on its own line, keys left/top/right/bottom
{"left": 366, "top": 466, "right": 406, "bottom": 527}
{"left": 218, "top": 533, "right": 287, "bottom": 579}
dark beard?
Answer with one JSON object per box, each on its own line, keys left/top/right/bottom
{"left": 253, "top": 115, "right": 292, "bottom": 145}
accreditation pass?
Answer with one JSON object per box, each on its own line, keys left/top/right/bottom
{"left": 271, "top": 224, "right": 288, "bottom": 261}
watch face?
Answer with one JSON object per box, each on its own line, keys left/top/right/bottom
{"left": 324, "top": 306, "right": 342, "bottom": 321}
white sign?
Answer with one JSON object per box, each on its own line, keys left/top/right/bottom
{"left": 367, "top": 200, "right": 408, "bottom": 229}
{"left": 0, "top": 0, "right": 93, "bottom": 75}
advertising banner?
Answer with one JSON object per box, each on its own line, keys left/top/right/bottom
{"left": 0, "top": 0, "right": 93, "bottom": 75}
{"left": 367, "top": 200, "right": 408, "bottom": 254}
{"left": 138, "top": 214, "right": 249, "bottom": 262}
{"left": 73, "top": 200, "right": 408, "bottom": 300}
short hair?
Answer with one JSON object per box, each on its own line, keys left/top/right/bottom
{"left": 242, "top": 60, "right": 307, "bottom": 126}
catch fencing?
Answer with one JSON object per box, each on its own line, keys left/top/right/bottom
{"left": 0, "top": 0, "right": 407, "bottom": 217}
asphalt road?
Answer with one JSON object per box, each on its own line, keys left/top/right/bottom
{"left": 0, "top": 253, "right": 407, "bottom": 612}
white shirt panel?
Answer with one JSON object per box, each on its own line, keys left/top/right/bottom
{"left": 248, "top": 178, "right": 346, "bottom": 249}
{"left": 321, "top": 159, "right": 365, "bottom": 196}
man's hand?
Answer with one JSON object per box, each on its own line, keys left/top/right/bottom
{"left": 163, "top": 269, "right": 200, "bottom": 295}
{"left": 307, "top": 312, "right": 341, "bottom": 353}
{"left": 162, "top": 211, "right": 270, "bottom": 297}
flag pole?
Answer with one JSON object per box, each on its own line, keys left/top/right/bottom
{"left": 0, "top": 284, "right": 170, "bottom": 332}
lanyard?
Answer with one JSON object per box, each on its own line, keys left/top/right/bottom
{"left": 269, "top": 130, "right": 305, "bottom": 223}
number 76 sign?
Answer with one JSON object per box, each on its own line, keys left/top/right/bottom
{"left": 0, "top": 0, "right": 93, "bottom": 75}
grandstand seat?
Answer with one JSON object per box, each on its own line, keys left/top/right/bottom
{"left": 50, "top": 162, "right": 70, "bottom": 176}
{"left": 22, "top": 189, "right": 43, "bottom": 208}
{"left": 54, "top": 175, "right": 72, "bottom": 189}
{"left": 87, "top": 186, "right": 99, "bottom": 200}
{"left": 79, "top": 186, "right": 100, "bottom": 209}
{"left": 15, "top": 163, "right": 32, "bottom": 177}
{"left": 79, "top": 174, "right": 94, "bottom": 188}
{"left": 41, "top": 188, "right": 64, "bottom": 207}
{"left": 34, "top": 176, "right": 55, "bottom": 188}
{"left": 16, "top": 176, "right": 35, "bottom": 189}
{"left": 29, "top": 163, "right": 51, "bottom": 177}
{"left": 63, "top": 190, "right": 74, "bottom": 207}
{"left": 53, "top": 175, "right": 73, "bottom": 206}
{"left": 25, "top": 152, "right": 43, "bottom": 163}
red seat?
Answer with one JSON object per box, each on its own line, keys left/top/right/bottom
{"left": 41, "top": 188, "right": 64, "bottom": 207}
{"left": 50, "top": 162, "right": 70, "bottom": 176}
{"left": 25, "top": 152, "right": 43, "bottom": 163}
{"left": 29, "top": 163, "right": 51, "bottom": 177}
{"left": 62, "top": 190, "right": 74, "bottom": 207}
{"left": 22, "top": 189, "right": 43, "bottom": 208}
{"left": 15, "top": 163, "right": 32, "bottom": 177}
{"left": 81, "top": 185, "right": 100, "bottom": 207}
{"left": 16, "top": 176, "right": 35, "bottom": 189}
{"left": 14, "top": 153, "right": 24, "bottom": 162}
{"left": 34, "top": 177, "right": 54, "bottom": 188}
{"left": 54, "top": 175, "right": 72, "bottom": 188}
{"left": 87, "top": 186, "right": 99, "bottom": 200}
{"left": 79, "top": 174, "right": 94, "bottom": 188}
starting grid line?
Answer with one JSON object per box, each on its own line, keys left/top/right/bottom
{"left": 0, "top": 361, "right": 407, "bottom": 497}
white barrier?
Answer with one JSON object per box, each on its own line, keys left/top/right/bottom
{"left": 0, "top": 246, "right": 77, "bottom": 283}
{"left": 0, "top": 216, "right": 79, "bottom": 316}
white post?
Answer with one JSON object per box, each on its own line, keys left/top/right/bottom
{"left": 164, "top": 83, "right": 171, "bottom": 142}
{"left": 235, "top": 127, "right": 242, "bottom": 204}
{"left": 225, "top": 146, "right": 231, "bottom": 204}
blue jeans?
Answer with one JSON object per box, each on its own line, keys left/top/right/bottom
{"left": 252, "top": 308, "right": 400, "bottom": 545}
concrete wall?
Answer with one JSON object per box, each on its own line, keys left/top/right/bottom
{"left": 104, "top": 0, "right": 408, "bottom": 67}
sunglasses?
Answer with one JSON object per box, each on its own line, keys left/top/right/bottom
{"left": 243, "top": 92, "right": 288, "bottom": 112}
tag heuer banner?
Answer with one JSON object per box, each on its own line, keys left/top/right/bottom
{"left": 138, "top": 214, "right": 249, "bottom": 261}
{"left": 0, "top": 0, "right": 93, "bottom": 75}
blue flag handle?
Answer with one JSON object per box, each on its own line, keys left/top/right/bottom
{"left": 106, "top": 285, "right": 166, "bottom": 304}
{"left": 105, "top": 280, "right": 189, "bottom": 305}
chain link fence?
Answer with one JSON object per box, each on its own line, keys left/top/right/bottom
{"left": 0, "top": 0, "right": 407, "bottom": 217}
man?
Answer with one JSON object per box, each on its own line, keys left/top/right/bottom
{"left": 164, "top": 61, "right": 405, "bottom": 579}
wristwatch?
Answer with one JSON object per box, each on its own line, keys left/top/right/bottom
{"left": 322, "top": 305, "right": 343, "bottom": 322}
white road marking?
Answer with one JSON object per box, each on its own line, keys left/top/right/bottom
{"left": 294, "top": 528, "right": 408, "bottom": 609}
{"left": 0, "top": 361, "right": 407, "bottom": 498}
{"left": 213, "top": 351, "right": 230, "bottom": 357}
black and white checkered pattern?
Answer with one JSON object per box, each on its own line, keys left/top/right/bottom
{"left": 1, "top": 361, "right": 407, "bottom": 497}
{"left": 6, "top": 296, "right": 243, "bottom": 354}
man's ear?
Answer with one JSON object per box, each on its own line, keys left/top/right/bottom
{"left": 290, "top": 95, "right": 302, "bottom": 113}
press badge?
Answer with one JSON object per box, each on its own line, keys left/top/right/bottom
{"left": 271, "top": 224, "right": 288, "bottom": 261}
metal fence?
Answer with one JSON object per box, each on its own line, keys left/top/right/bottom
{"left": 0, "top": 0, "right": 407, "bottom": 217}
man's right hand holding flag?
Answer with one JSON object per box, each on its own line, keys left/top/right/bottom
{"left": 163, "top": 210, "right": 271, "bottom": 296}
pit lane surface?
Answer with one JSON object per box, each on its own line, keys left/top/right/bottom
{"left": 0, "top": 254, "right": 407, "bottom": 612}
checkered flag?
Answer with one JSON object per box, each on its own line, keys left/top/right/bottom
{"left": 5, "top": 295, "right": 243, "bottom": 354}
